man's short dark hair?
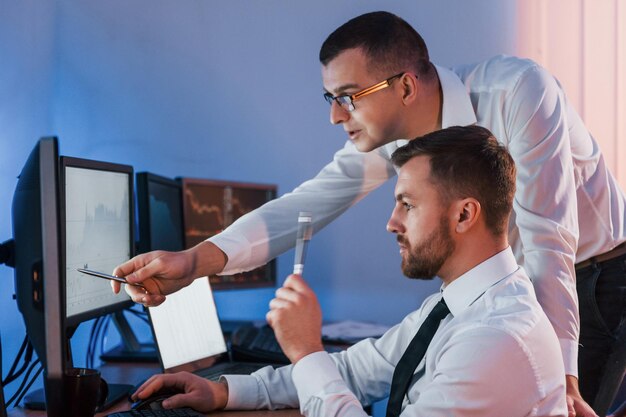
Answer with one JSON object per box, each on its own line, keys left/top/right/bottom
{"left": 391, "top": 126, "right": 516, "bottom": 236}
{"left": 319, "top": 11, "right": 433, "bottom": 79}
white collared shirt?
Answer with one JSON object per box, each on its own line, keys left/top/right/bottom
{"left": 223, "top": 248, "right": 567, "bottom": 417}
{"left": 210, "top": 55, "right": 626, "bottom": 375}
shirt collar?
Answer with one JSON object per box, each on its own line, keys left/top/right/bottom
{"left": 433, "top": 64, "right": 477, "bottom": 128}
{"left": 390, "top": 64, "right": 476, "bottom": 151}
{"left": 441, "top": 247, "right": 519, "bottom": 317}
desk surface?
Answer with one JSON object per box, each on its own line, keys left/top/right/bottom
{"left": 7, "top": 362, "right": 303, "bottom": 417}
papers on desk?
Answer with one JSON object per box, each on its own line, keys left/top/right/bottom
{"left": 321, "top": 320, "right": 391, "bottom": 344}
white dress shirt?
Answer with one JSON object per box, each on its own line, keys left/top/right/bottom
{"left": 223, "top": 248, "right": 567, "bottom": 417}
{"left": 210, "top": 55, "right": 626, "bottom": 376}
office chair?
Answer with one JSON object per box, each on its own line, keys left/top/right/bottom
{"left": 593, "top": 322, "right": 626, "bottom": 417}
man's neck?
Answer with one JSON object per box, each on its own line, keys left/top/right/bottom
{"left": 438, "top": 238, "right": 509, "bottom": 286}
{"left": 405, "top": 73, "right": 443, "bottom": 140}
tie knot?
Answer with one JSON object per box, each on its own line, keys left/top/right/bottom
{"left": 431, "top": 298, "right": 450, "bottom": 321}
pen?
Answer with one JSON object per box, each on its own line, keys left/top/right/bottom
{"left": 77, "top": 268, "right": 146, "bottom": 288}
{"left": 293, "top": 211, "right": 313, "bottom": 275}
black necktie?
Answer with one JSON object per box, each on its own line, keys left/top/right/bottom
{"left": 386, "top": 298, "right": 450, "bottom": 417}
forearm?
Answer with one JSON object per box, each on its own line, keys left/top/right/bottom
{"left": 211, "top": 141, "right": 395, "bottom": 275}
{"left": 187, "top": 241, "right": 228, "bottom": 278}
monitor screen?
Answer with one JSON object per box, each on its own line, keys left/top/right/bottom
{"left": 61, "top": 157, "right": 134, "bottom": 327}
{"left": 136, "top": 172, "right": 185, "bottom": 254}
{"left": 180, "top": 178, "right": 277, "bottom": 290}
{"left": 11, "top": 137, "right": 65, "bottom": 416}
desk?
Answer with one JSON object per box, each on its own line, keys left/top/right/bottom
{"left": 7, "top": 362, "right": 303, "bottom": 417}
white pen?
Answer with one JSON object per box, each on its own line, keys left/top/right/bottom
{"left": 293, "top": 211, "right": 313, "bottom": 275}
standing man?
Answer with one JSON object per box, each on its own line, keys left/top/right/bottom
{"left": 114, "top": 11, "right": 626, "bottom": 416}
{"left": 131, "top": 126, "right": 567, "bottom": 417}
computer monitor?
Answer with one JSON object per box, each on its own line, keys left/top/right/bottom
{"left": 97, "top": 171, "right": 185, "bottom": 363}
{"left": 60, "top": 156, "right": 134, "bottom": 329}
{"left": 11, "top": 141, "right": 135, "bottom": 412}
{"left": 11, "top": 137, "right": 65, "bottom": 417}
{"left": 179, "top": 178, "right": 277, "bottom": 290}
{"left": 136, "top": 172, "right": 185, "bottom": 254}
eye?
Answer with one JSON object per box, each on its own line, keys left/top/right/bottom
{"left": 402, "top": 202, "right": 414, "bottom": 211}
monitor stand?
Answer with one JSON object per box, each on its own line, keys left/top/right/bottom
{"left": 23, "top": 381, "right": 132, "bottom": 412}
{"left": 100, "top": 311, "right": 158, "bottom": 363}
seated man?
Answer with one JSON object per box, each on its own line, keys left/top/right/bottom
{"left": 131, "top": 126, "right": 567, "bottom": 416}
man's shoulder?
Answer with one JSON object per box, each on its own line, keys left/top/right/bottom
{"left": 450, "top": 55, "right": 544, "bottom": 88}
{"left": 472, "top": 271, "right": 554, "bottom": 340}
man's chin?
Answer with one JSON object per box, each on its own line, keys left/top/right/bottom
{"left": 401, "top": 264, "right": 437, "bottom": 280}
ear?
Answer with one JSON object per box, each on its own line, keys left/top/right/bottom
{"left": 453, "top": 198, "right": 481, "bottom": 234}
{"left": 400, "top": 73, "right": 418, "bottom": 104}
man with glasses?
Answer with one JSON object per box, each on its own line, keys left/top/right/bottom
{"left": 114, "top": 11, "right": 626, "bottom": 417}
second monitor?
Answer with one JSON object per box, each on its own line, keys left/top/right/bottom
{"left": 179, "top": 177, "right": 277, "bottom": 290}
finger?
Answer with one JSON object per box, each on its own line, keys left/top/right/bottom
{"left": 111, "top": 280, "right": 121, "bottom": 294}
{"left": 124, "top": 283, "right": 148, "bottom": 302}
{"left": 134, "top": 375, "right": 167, "bottom": 400}
{"left": 139, "top": 293, "right": 167, "bottom": 307}
{"left": 126, "top": 257, "right": 166, "bottom": 285}
{"left": 113, "top": 255, "right": 149, "bottom": 278}
{"left": 269, "top": 297, "right": 292, "bottom": 310}
{"left": 135, "top": 373, "right": 188, "bottom": 400}
{"left": 283, "top": 274, "right": 311, "bottom": 292}
{"left": 275, "top": 286, "right": 300, "bottom": 302}
{"left": 161, "top": 393, "right": 193, "bottom": 409}
{"left": 123, "top": 284, "right": 166, "bottom": 306}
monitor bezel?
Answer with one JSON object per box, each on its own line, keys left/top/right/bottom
{"left": 136, "top": 172, "right": 185, "bottom": 254}
{"left": 11, "top": 137, "right": 66, "bottom": 416}
{"left": 60, "top": 156, "right": 135, "bottom": 328}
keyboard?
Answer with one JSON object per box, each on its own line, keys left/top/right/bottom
{"left": 230, "top": 324, "right": 290, "bottom": 364}
{"left": 106, "top": 408, "right": 202, "bottom": 417}
{"left": 196, "top": 362, "right": 272, "bottom": 381}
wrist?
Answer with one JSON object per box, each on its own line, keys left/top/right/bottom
{"left": 565, "top": 374, "right": 581, "bottom": 395}
{"left": 187, "top": 241, "right": 227, "bottom": 278}
{"left": 290, "top": 344, "right": 325, "bottom": 364}
{"left": 215, "top": 379, "right": 229, "bottom": 409}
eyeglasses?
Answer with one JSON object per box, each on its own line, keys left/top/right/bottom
{"left": 323, "top": 72, "right": 405, "bottom": 112}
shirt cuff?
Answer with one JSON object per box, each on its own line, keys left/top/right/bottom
{"left": 221, "top": 374, "right": 261, "bottom": 410}
{"left": 208, "top": 233, "right": 252, "bottom": 275}
{"left": 292, "top": 351, "right": 343, "bottom": 406}
{"left": 560, "top": 338, "right": 579, "bottom": 377}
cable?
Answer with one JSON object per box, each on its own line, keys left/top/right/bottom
{"left": 87, "top": 316, "right": 105, "bottom": 369}
{"left": 5, "top": 359, "right": 40, "bottom": 408}
{"left": 10, "top": 363, "right": 42, "bottom": 409}
{"left": 124, "top": 309, "right": 150, "bottom": 325}
{"left": 99, "top": 315, "right": 112, "bottom": 360}
{"left": 92, "top": 315, "right": 110, "bottom": 366}
{"left": 2, "top": 336, "right": 28, "bottom": 386}
{"left": 2, "top": 338, "right": 33, "bottom": 386}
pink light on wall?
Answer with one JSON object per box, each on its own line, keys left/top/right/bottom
{"left": 515, "top": 0, "right": 626, "bottom": 185}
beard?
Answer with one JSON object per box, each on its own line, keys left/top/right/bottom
{"left": 399, "top": 215, "right": 455, "bottom": 280}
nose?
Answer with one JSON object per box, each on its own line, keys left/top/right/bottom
{"left": 329, "top": 100, "right": 350, "bottom": 125}
{"left": 386, "top": 206, "right": 404, "bottom": 234}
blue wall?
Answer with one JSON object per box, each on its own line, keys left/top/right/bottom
{"left": 0, "top": 0, "right": 518, "bottom": 408}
